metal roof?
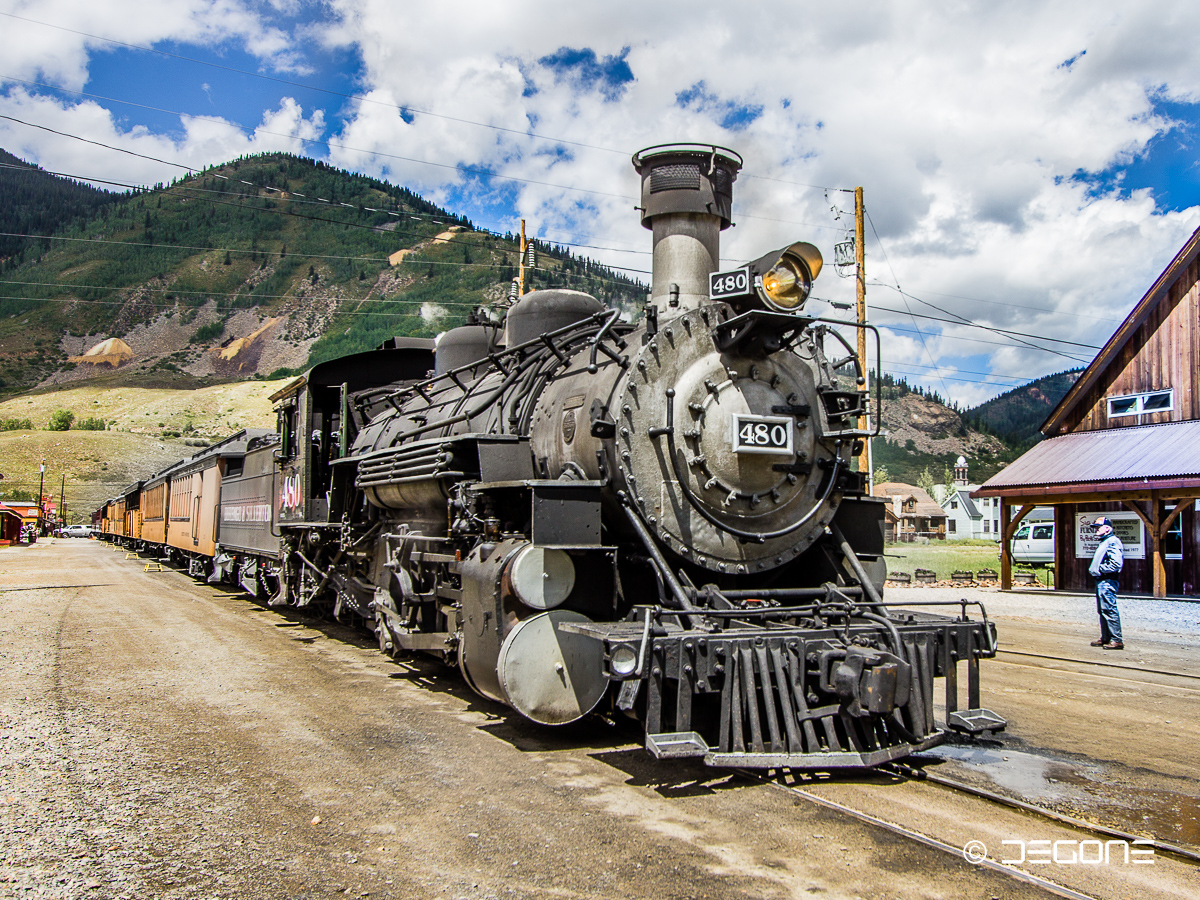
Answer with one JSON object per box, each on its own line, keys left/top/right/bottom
{"left": 974, "top": 419, "right": 1200, "bottom": 497}
{"left": 953, "top": 490, "right": 980, "bottom": 518}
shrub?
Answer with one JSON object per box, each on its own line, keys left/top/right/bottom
{"left": 1, "top": 418, "right": 32, "bottom": 431}
{"left": 76, "top": 417, "right": 107, "bottom": 431}
{"left": 192, "top": 320, "right": 226, "bottom": 343}
{"left": 48, "top": 409, "right": 75, "bottom": 431}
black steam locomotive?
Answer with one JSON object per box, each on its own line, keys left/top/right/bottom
{"left": 101, "top": 144, "right": 1003, "bottom": 768}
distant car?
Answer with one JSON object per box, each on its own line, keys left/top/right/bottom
{"left": 1010, "top": 521, "right": 1054, "bottom": 564}
{"left": 60, "top": 524, "right": 94, "bottom": 538}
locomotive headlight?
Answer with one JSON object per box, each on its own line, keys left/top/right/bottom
{"left": 609, "top": 644, "right": 639, "bottom": 677}
{"left": 750, "top": 241, "right": 824, "bottom": 313}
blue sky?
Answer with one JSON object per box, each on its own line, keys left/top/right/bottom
{"left": 3, "top": 1, "right": 1200, "bottom": 407}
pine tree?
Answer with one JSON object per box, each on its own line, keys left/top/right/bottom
{"left": 918, "top": 466, "right": 936, "bottom": 497}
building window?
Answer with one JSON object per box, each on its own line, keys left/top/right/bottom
{"left": 1108, "top": 389, "right": 1173, "bottom": 418}
{"left": 1166, "top": 505, "right": 1183, "bottom": 560}
{"left": 949, "top": 520, "right": 956, "bottom": 533}
{"left": 994, "top": 518, "right": 1000, "bottom": 533}
{"left": 983, "top": 520, "right": 990, "bottom": 534}
{"left": 951, "top": 500, "right": 958, "bottom": 509}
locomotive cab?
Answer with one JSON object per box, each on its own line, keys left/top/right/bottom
{"left": 271, "top": 341, "right": 435, "bottom": 526}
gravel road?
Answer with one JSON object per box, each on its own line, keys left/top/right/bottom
{"left": 3, "top": 539, "right": 1194, "bottom": 900}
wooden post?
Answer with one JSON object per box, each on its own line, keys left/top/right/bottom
{"left": 1000, "top": 501, "right": 1037, "bottom": 590}
{"left": 854, "top": 186, "right": 869, "bottom": 477}
{"left": 1053, "top": 505, "right": 1063, "bottom": 591}
{"left": 518, "top": 219, "right": 527, "bottom": 297}
{"left": 1000, "top": 499, "right": 1011, "bottom": 590}
{"left": 1150, "top": 496, "right": 1164, "bottom": 598}
{"left": 1120, "top": 499, "right": 1160, "bottom": 598}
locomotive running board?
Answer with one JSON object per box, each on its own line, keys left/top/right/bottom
{"left": 646, "top": 731, "right": 945, "bottom": 769}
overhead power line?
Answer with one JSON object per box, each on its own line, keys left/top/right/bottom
{"left": 0, "top": 11, "right": 630, "bottom": 157}
{"left": 0, "top": 13, "right": 856, "bottom": 196}
{"left": 869, "top": 300, "right": 1101, "bottom": 349}
{"left": 0, "top": 143, "right": 658, "bottom": 271}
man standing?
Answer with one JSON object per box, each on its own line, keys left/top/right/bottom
{"left": 1088, "top": 516, "right": 1124, "bottom": 650}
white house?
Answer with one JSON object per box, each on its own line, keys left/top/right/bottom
{"left": 940, "top": 457, "right": 1003, "bottom": 540}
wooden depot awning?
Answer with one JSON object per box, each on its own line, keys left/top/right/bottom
{"left": 973, "top": 420, "right": 1200, "bottom": 596}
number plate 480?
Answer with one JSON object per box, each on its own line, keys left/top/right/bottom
{"left": 730, "top": 414, "right": 793, "bottom": 455}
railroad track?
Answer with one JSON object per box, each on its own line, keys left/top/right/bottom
{"left": 992, "top": 648, "right": 1200, "bottom": 694}
{"left": 737, "top": 756, "right": 1200, "bottom": 900}
{"left": 881, "top": 760, "right": 1200, "bottom": 865}
{"left": 995, "top": 648, "right": 1200, "bottom": 682}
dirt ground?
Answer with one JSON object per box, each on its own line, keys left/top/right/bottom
{"left": 2, "top": 541, "right": 1196, "bottom": 899}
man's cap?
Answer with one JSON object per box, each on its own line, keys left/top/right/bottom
{"left": 1092, "top": 516, "right": 1113, "bottom": 528}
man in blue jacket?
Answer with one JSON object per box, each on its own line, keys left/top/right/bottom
{"left": 1088, "top": 516, "right": 1124, "bottom": 650}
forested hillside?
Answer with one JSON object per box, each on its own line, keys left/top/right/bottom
{"left": 0, "top": 151, "right": 646, "bottom": 396}
{"left": 963, "top": 369, "right": 1081, "bottom": 445}
{"left": 0, "top": 149, "right": 121, "bottom": 265}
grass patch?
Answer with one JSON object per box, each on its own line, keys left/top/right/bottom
{"left": 884, "top": 540, "right": 1001, "bottom": 579}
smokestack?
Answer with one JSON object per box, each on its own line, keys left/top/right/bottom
{"left": 632, "top": 144, "right": 742, "bottom": 314}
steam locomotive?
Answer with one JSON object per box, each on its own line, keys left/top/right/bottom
{"left": 98, "top": 144, "right": 1004, "bottom": 768}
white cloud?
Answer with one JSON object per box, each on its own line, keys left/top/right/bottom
{"left": 6, "top": 0, "right": 1200, "bottom": 403}
{"left": 0, "top": 88, "right": 324, "bottom": 185}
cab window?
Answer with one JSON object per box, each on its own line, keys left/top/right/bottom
{"left": 278, "top": 405, "right": 297, "bottom": 459}
{"left": 1032, "top": 524, "right": 1053, "bottom": 540}
{"left": 1014, "top": 525, "right": 1030, "bottom": 540}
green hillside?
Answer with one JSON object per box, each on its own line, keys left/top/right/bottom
{"left": 0, "top": 149, "right": 122, "bottom": 265}
{"left": 963, "top": 369, "right": 1081, "bottom": 446}
{"left": 0, "top": 151, "right": 646, "bottom": 396}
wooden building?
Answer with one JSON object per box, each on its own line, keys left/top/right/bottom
{"left": 975, "top": 225, "right": 1200, "bottom": 596}
{"left": 873, "top": 482, "right": 947, "bottom": 542}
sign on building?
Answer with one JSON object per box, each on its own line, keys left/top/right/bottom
{"left": 1074, "top": 512, "right": 1145, "bottom": 560}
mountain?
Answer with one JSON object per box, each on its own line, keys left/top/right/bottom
{"left": 867, "top": 369, "right": 1084, "bottom": 487}
{"left": 963, "top": 369, "right": 1082, "bottom": 445}
{"left": 0, "top": 151, "right": 646, "bottom": 397}
{"left": 0, "top": 149, "right": 121, "bottom": 265}
{"left": 871, "top": 388, "right": 1021, "bottom": 487}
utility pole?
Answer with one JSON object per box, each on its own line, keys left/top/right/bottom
{"left": 37, "top": 460, "right": 45, "bottom": 536}
{"left": 518, "top": 219, "right": 527, "bottom": 297}
{"left": 854, "top": 187, "right": 871, "bottom": 483}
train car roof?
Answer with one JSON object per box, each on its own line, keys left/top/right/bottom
{"left": 142, "top": 454, "right": 193, "bottom": 489}
{"left": 189, "top": 427, "right": 274, "bottom": 459}
{"left": 119, "top": 480, "right": 144, "bottom": 501}
{"left": 173, "top": 428, "right": 273, "bottom": 475}
{"left": 268, "top": 341, "right": 436, "bottom": 405}
{"left": 141, "top": 428, "right": 273, "bottom": 486}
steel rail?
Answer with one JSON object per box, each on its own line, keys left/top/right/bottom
{"left": 995, "top": 648, "right": 1200, "bottom": 682}
{"left": 884, "top": 762, "right": 1200, "bottom": 866}
{"left": 739, "top": 769, "right": 1106, "bottom": 900}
